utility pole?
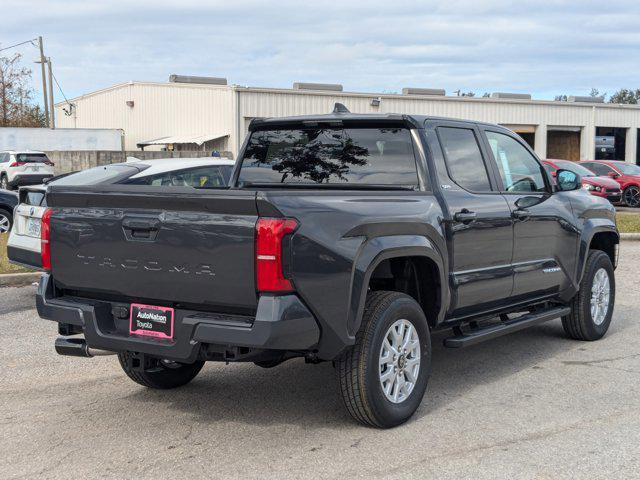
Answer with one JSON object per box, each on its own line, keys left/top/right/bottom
{"left": 47, "top": 57, "right": 55, "bottom": 128}
{"left": 37, "top": 36, "right": 50, "bottom": 127}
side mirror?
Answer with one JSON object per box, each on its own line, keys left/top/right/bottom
{"left": 556, "top": 169, "right": 581, "bottom": 191}
{"left": 607, "top": 171, "right": 619, "bottom": 179}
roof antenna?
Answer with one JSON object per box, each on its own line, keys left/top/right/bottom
{"left": 333, "top": 102, "right": 350, "bottom": 114}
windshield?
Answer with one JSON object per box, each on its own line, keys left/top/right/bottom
{"left": 49, "top": 164, "right": 139, "bottom": 186}
{"left": 554, "top": 161, "right": 596, "bottom": 177}
{"left": 16, "top": 153, "right": 50, "bottom": 163}
{"left": 616, "top": 163, "right": 640, "bottom": 175}
{"left": 238, "top": 127, "right": 419, "bottom": 186}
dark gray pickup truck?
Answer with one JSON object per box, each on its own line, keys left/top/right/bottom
{"left": 34, "top": 107, "right": 619, "bottom": 427}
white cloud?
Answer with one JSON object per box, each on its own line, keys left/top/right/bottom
{"left": 2, "top": 0, "right": 640, "bottom": 101}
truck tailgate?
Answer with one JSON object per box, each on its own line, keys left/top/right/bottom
{"left": 46, "top": 185, "right": 259, "bottom": 311}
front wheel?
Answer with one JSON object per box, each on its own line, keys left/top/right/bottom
{"left": 562, "top": 250, "right": 615, "bottom": 341}
{"left": 117, "top": 352, "right": 205, "bottom": 389}
{"left": 335, "top": 291, "right": 431, "bottom": 428}
{"left": 623, "top": 185, "right": 640, "bottom": 207}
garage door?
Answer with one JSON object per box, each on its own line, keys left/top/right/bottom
{"left": 547, "top": 130, "right": 581, "bottom": 161}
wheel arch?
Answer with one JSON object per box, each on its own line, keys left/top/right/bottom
{"left": 347, "top": 234, "right": 448, "bottom": 338}
{"left": 577, "top": 221, "right": 619, "bottom": 283}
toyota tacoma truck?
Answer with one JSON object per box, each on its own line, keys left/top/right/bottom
{"left": 32, "top": 106, "right": 619, "bottom": 428}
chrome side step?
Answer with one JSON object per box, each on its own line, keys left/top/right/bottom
{"left": 443, "top": 306, "right": 571, "bottom": 348}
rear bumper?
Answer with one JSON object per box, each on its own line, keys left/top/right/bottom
{"left": 36, "top": 274, "right": 320, "bottom": 362}
{"left": 9, "top": 174, "right": 52, "bottom": 187}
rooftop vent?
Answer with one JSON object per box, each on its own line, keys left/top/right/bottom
{"left": 568, "top": 96, "right": 605, "bottom": 103}
{"left": 293, "top": 82, "right": 343, "bottom": 92}
{"left": 402, "top": 88, "right": 446, "bottom": 96}
{"left": 169, "top": 75, "right": 227, "bottom": 85}
{"left": 490, "top": 92, "right": 532, "bottom": 100}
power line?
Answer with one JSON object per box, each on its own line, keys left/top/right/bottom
{"left": 51, "top": 70, "right": 70, "bottom": 104}
{"left": 0, "top": 38, "right": 38, "bottom": 53}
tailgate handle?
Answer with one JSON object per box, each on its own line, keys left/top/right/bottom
{"left": 122, "top": 218, "right": 160, "bottom": 241}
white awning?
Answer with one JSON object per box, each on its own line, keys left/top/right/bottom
{"left": 137, "top": 133, "right": 229, "bottom": 147}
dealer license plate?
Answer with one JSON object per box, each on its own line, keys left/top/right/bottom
{"left": 129, "top": 304, "right": 174, "bottom": 339}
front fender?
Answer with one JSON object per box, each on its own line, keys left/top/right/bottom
{"left": 347, "top": 234, "right": 447, "bottom": 337}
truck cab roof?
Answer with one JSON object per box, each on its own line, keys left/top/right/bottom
{"left": 248, "top": 110, "right": 512, "bottom": 133}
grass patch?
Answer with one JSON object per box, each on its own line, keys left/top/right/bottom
{"left": 616, "top": 212, "right": 640, "bottom": 234}
{"left": 0, "top": 234, "right": 29, "bottom": 274}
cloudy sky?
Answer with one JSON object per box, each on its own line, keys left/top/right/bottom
{"left": 3, "top": 0, "right": 640, "bottom": 104}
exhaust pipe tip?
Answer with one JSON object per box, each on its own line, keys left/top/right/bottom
{"left": 55, "top": 337, "right": 115, "bottom": 357}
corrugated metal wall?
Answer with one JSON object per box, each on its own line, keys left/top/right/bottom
{"left": 56, "top": 82, "right": 235, "bottom": 151}
{"left": 238, "top": 89, "right": 640, "bottom": 161}
{"left": 57, "top": 82, "right": 640, "bottom": 161}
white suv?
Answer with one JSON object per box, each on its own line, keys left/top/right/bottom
{"left": 0, "top": 151, "right": 55, "bottom": 190}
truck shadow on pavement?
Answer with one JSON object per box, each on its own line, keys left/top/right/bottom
{"left": 122, "top": 318, "right": 623, "bottom": 428}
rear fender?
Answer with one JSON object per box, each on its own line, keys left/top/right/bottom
{"left": 347, "top": 234, "right": 447, "bottom": 337}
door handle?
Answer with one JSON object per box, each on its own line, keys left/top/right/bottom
{"left": 122, "top": 218, "right": 160, "bottom": 231}
{"left": 122, "top": 217, "right": 160, "bottom": 242}
{"left": 454, "top": 209, "right": 477, "bottom": 224}
{"left": 511, "top": 209, "right": 531, "bottom": 221}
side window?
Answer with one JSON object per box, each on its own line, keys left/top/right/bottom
{"left": 128, "top": 165, "right": 231, "bottom": 188}
{"left": 0, "top": 153, "right": 7, "bottom": 163}
{"left": 485, "top": 131, "right": 547, "bottom": 193}
{"left": 438, "top": 127, "right": 492, "bottom": 192}
{"left": 583, "top": 162, "right": 612, "bottom": 176}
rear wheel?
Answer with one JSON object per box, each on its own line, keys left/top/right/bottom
{"left": 623, "top": 185, "right": 640, "bottom": 207}
{"left": 562, "top": 250, "right": 615, "bottom": 341}
{"left": 117, "top": 352, "right": 205, "bottom": 389}
{"left": 335, "top": 291, "right": 431, "bottom": 428}
{"left": 0, "top": 208, "right": 12, "bottom": 233}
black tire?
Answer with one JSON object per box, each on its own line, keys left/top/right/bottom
{"left": 623, "top": 185, "right": 640, "bottom": 208}
{"left": 562, "top": 250, "right": 615, "bottom": 341}
{"left": 0, "top": 208, "right": 12, "bottom": 234}
{"left": 335, "top": 291, "right": 431, "bottom": 428}
{"left": 117, "top": 352, "right": 205, "bottom": 389}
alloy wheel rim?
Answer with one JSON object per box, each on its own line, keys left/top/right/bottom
{"left": 625, "top": 186, "right": 640, "bottom": 207}
{"left": 590, "top": 268, "right": 610, "bottom": 326}
{"left": 0, "top": 214, "right": 9, "bottom": 233}
{"left": 379, "top": 318, "right": 420, "bottom": 403}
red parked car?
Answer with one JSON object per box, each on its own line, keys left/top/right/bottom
{"left": 580, "top": 160, "right": 640, "bottom": 207}
{"left": 543, "top": 159, "right": 622, "bottom": 204}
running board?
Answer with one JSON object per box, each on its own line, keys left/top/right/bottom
{"left": 443, "top": 306, "right": 571, "bottom": 348}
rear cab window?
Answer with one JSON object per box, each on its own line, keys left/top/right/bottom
{"left": 237, "top": 127, "right": 420, "bottom": 187}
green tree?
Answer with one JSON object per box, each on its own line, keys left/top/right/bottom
{"left": 609, "top": 89, "right": 640, "bottom": 104}
{"left": 0, "top": 50, "right": 46, "bottom": 127}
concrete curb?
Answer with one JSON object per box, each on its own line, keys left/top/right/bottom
{"left": 0, "top": 272, "right": 41, "bottom": 288}
{"left": 621, "top": 233, "right": 640, "bottom": 241}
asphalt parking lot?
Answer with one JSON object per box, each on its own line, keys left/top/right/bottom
{"left": 2, "top": 243, "right": 639, "bottom": 480}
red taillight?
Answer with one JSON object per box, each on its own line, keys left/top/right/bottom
{"left": 255, "top": 217, "right": 298, "bottom": 293}
{"left": 41, "top": 208, "right": 52, "bottom": 270}
{"left": 9, "top": 161, "right": 25, "bottom": 167}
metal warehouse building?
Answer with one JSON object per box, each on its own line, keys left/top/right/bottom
{"left": 55, "top": 76, "right": 640, "bottom": 164}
